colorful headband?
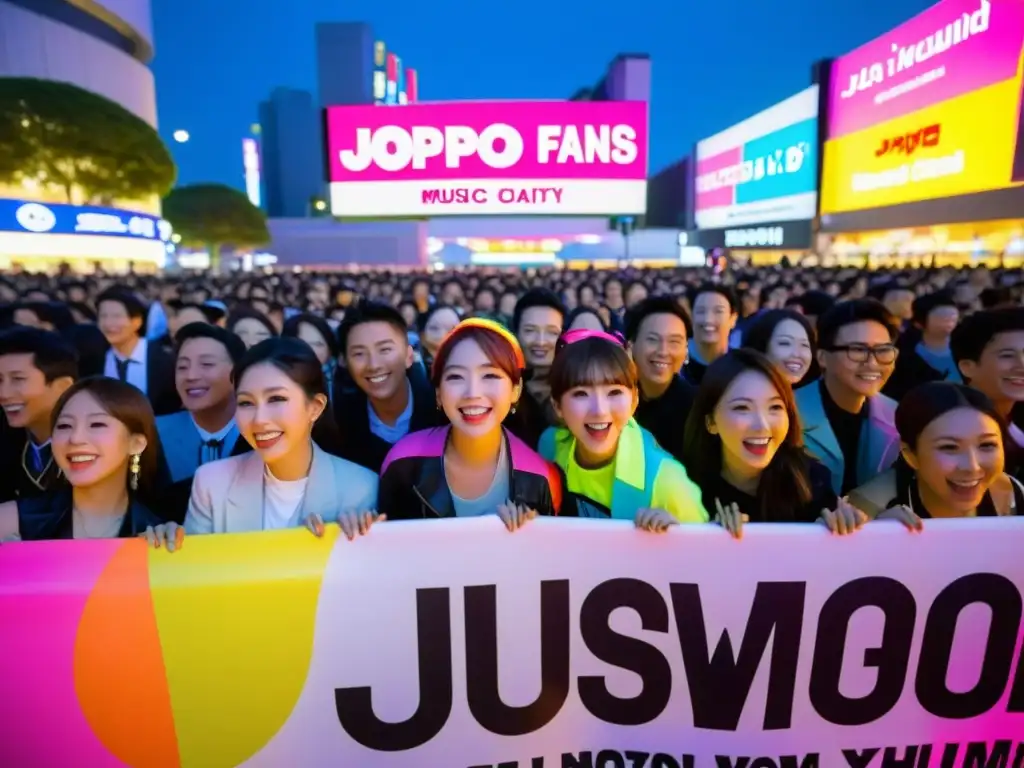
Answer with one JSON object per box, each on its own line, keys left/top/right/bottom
{"left": 559, "top": 328, "right": 626, "bottom": 347}
{"left": 433, "top": 317, "right": 526, "bottom": 376}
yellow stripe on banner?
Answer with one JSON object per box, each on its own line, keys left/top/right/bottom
{"left": 821, "top": 76, "right": 1024, "bottom": 214}
{"left": 147, "top": 528, "right": 337, "bottom": 768}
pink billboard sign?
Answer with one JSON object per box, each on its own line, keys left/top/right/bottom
{"left": 324, "top": 100, "right": 649, "bottom": 217}
{"left": 828, "top": 0, "right": 1024, "bottom": 139}
{"left": 694, "top": 147, "right": 742, "bottom": 212}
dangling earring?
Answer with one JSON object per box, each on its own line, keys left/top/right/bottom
{"left": 129, "top": 453, "right": 141, "bottom": 491}
{"left": 511, "top": 402, "right": 518, "bottom": 414}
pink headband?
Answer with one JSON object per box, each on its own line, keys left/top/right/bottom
{"left": 560, "top": 328, "right": 625, "bottom": 347}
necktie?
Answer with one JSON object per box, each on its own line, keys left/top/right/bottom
{"left": 28, "top": 443, "right": 50, "bottom": 475}
{"left": 199, "top": 438, "right": 224, "bottom": 466}
{"left": 115, "top": 358, "right": 130, "bottom": 382}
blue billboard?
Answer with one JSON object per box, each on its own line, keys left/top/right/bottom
{"left": 0, "top": 199, "right": 172, "bottom": 241}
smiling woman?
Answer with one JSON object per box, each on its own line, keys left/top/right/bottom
{"left": 377, "top": 318, "right": 564, "bottom": 526}
{"left": 0, "top": 377, "right": 166, "bottom": 542}
{"left": 682, "top": 349, "right": 853, "bottom": 538}
{"left": 148, "top": 338, "right": 380, "bottom": 546}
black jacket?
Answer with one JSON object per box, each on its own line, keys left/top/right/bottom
{"left": 333, "top": 364, "right": 443, "bottom": 473}
{"left": 378, "top": 426, "right": 566, "bottom": 519}
{"left": 0, "top": 427, "right": 66, "bottom": 504}
{"left": 16, "top": 488, "right": 164, "bottom": 541}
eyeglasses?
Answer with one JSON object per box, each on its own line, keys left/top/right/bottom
{"left": 827, "top": 344, "right": 898, "bottom": 364}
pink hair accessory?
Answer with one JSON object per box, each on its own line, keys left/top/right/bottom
{"left": 560, "top": 328, "right": 625, "bottom": 347}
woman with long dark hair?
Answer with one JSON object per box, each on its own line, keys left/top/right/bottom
{"left": 682, "top": 349, "right": 862, "bottom": 537}
{"left": 0, "top": 377, "right": 165, "bottom": 540}
{"left": 147, "top": 337, "right": 378, "bottom": 548}
{"left": 851, "top": 382, "right": 1023, "bottom": 526}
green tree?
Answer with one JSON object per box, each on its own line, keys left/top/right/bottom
{"left": 162, "top": 183, "right": 269, "bottom": 270}
{"left": 0, "top": 77, "right": 176, "bottom": 203}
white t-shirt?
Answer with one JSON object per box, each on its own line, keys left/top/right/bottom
{"left": 262, "top": 466, "right": 309, "bottom": 530}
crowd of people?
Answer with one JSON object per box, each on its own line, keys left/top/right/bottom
{"left": 0, "top": 260, "right": 1021, "bottom": 547}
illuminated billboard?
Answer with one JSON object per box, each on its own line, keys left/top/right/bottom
{"left": 324, "top": 100, "right": 649, "bottom": 216}
{"left": 694, "top": 86, "right": 819, "bottom": 230}
{"left": 821, "top": 0, "right": 1024, "bottom": 215}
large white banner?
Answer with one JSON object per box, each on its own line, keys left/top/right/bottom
{"left": 2, "top": 518, "right": 1024, "bottom": 767}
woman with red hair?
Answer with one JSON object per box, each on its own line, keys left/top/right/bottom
{"left": 378, "top": 318, "right": 564, "bottom": 527}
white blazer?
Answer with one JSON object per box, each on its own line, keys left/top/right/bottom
{"left": 184, "top": 443, "right": 379, "bottom": 534}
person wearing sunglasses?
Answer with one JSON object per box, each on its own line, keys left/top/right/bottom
{"left": 795, "top": 299, "right": 902, "bottom": 495}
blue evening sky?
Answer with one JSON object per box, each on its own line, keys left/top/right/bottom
{"left": 151, "top": 0, "right": 936, "bottom": 190}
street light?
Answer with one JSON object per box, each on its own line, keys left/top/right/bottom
{"left": 172, "top": 129, "right": 190, "bottom": 143}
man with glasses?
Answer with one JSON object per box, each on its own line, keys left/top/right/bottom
{"left": 796, "top": 299, "right": 902, "bottom": 495}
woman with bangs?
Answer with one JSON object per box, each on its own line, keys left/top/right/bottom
{"left": 682, "top": 349, "right": 864, "bottom": 538}
{"left": 378, "top": 318, "right": 564, "bottom": 527}
{"left": 538, "top": 330, "right": 708, "bottom": 530}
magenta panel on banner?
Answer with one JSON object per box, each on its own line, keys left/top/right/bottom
{"left": 828, "top": 0, "right": 1024, "bottom": 138}
{"left": 324, "top": 100, "right": 649, "bottom": 217}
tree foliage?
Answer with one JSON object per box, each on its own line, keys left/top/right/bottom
{"left": 0, "top": 77, "right": 176, "bottom": 203}
{"left": 162, "top": 184, "right": 270, "bottom": 267}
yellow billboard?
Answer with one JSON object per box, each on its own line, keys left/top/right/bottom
{"left": 821, "top": 77, "right": 1024, "bottom": 214}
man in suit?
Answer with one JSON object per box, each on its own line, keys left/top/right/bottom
{"left": 156, "top": 323, "right": 250, "bottom": 522}
{"left": 796, "top": 298, "right": 902, "bottom": 496}
{"left": 0, "top": 327, "right": 78, "bottom": 503}
{"left": 334, "top": 302, "right": 441, "bottom": 473}
{"left": 96, "top": 287, "right": 180, "bottom": 415}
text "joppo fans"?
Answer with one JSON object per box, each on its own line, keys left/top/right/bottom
{"left": 338, "top": 124, "right": 639, "bottom": 172}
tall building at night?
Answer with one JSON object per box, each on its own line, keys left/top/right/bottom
{"left": 259, "top": 22, "right": 421, "bottom": 219}
{"left": 316, "top": 22, "right": 419, "bottom": 107}
{"left": 258, "top": 88, "right": 324, "bottom": 218}
{"left": 569, "top": 54, "right": 650, "bottom": 103}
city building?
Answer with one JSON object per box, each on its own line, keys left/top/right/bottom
{"left": 316, "top": 22, "right": 418, "bottom": 107}
{"left": 258, "top": 22, "right": 420, "bottom": 219}
{"left": 258, "top": 88, "right": 324, "bottom": 218}
{"left": 569, "top": 53, "right": 651, "bottom": 103}
{"left": 0, "top": 0, "right": 171, "bottom": 272}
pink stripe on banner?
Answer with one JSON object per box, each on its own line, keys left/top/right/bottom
{"left": 694, "top": 146, "right": 742, "bottom": 211}
{"left": 829, "top": 0, "right": 1024, "bottom": 138}
{"left": 0, "top": 540, "right": 128, "bottom": 767}
{"left": 325, "top": 100, "right": 649, "bottom": 182}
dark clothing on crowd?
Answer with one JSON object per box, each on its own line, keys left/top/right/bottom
{"left": 883, "top": 333, "right": 958, "bottom": 402}
{"left": 682, "top": 359, "right": 706, "bottom": 386}
{"left": 65, "top": 323, "right": 108, "bottom": 377}
{"left": 505, "top": 375, "right": 559, "bottom": 450}
{"left": 377, "top": 426, "right": 565, "bottom": 519}
{"left": 15, "top": 488, "right": 164, "bottom": 541}
{"left": 333, "top": 364, "right": 442, "bottom": 474}
{"left": 696, "top": 458, "right": 837, "bottom": 523}
{"left": 0, "top": 427, "right": 65, "bottom": 504}
{"left": 633, "top": 375, "right": 695, "bottom": 463}
{"left": 102, "top": 340, "right": 181, "bottom": 416}
{"left": 819, "top": 380, "right": 867, "bottom": 495}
